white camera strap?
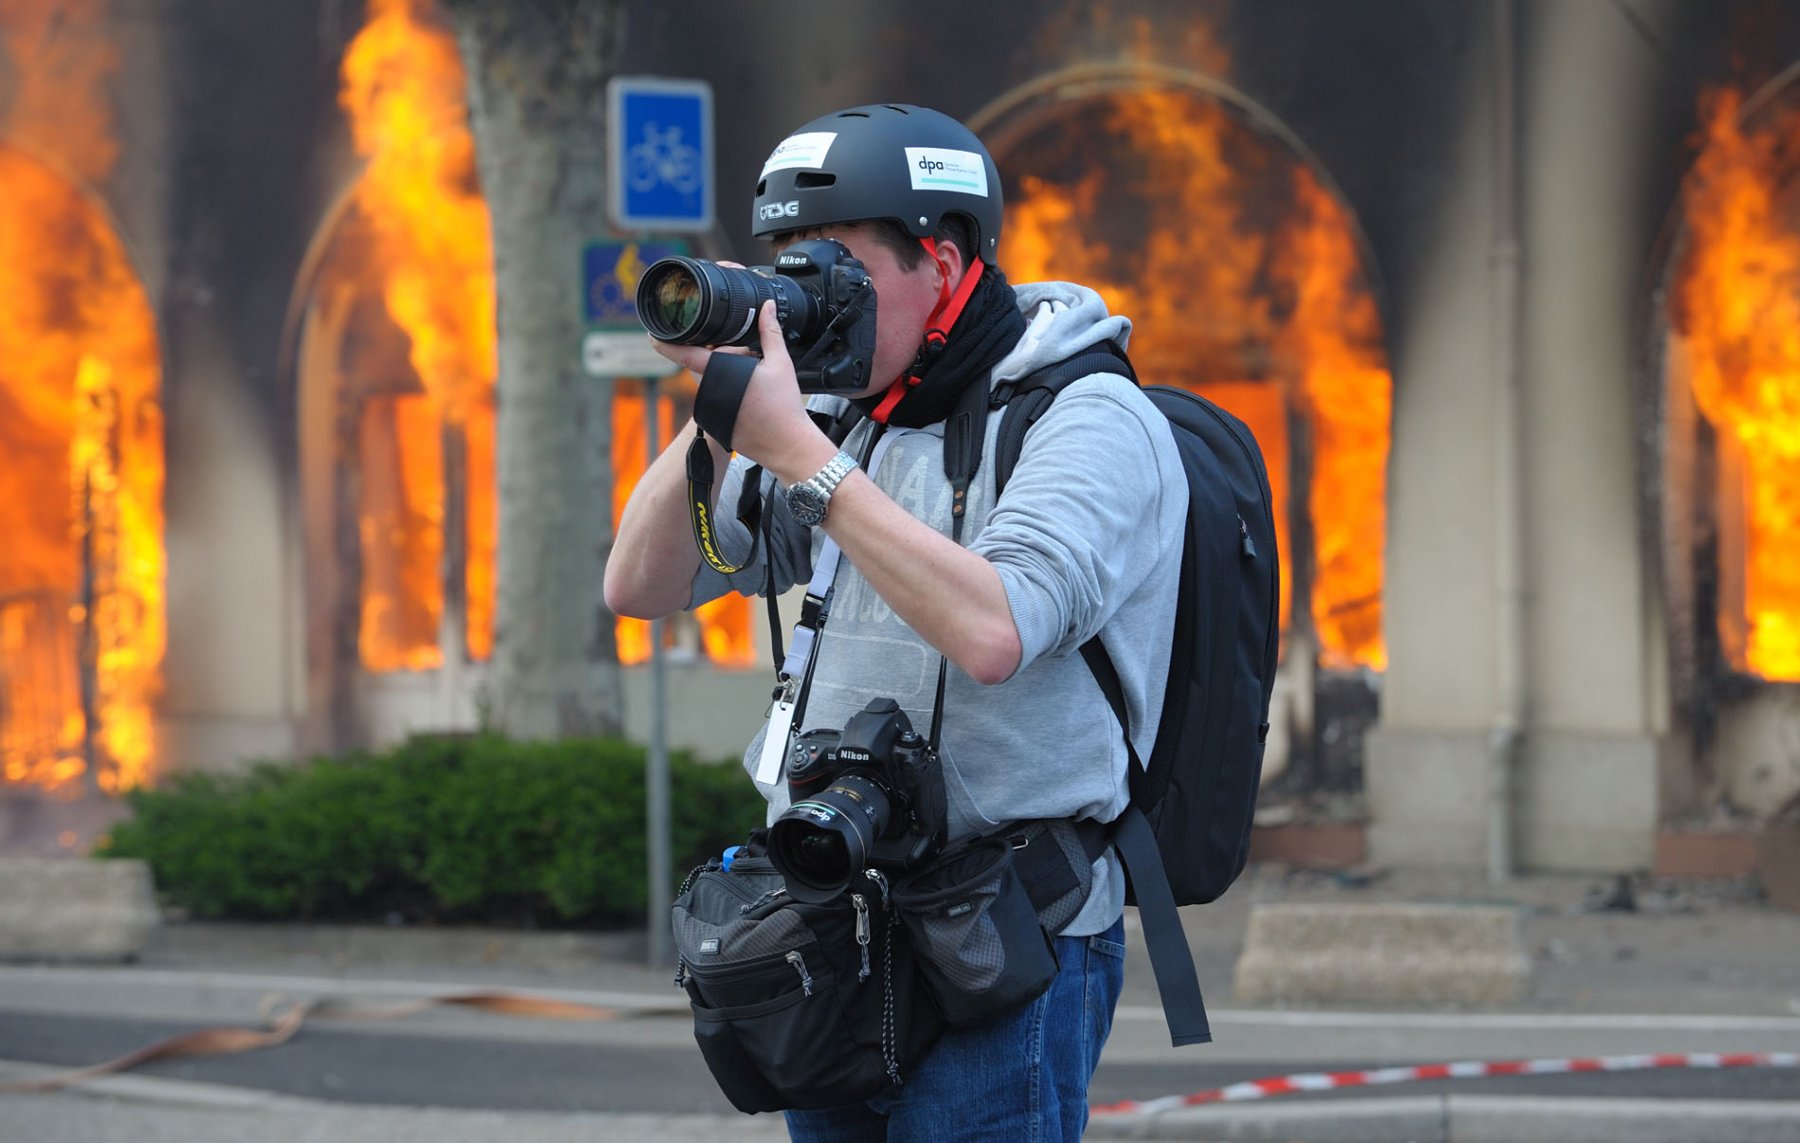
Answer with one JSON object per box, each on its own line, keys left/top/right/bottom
{"left": 753, "top": 428, "right": 905, "bottom": 785}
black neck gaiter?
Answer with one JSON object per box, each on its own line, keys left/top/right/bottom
{"left": 853, "top": 264, "right": 1026, "bottom": 430}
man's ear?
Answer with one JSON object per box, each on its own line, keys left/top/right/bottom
{"left": 932, "top": 237, "right": 968, "bottom": 293}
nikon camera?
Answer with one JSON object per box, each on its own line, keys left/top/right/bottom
{"left": 767, "top": 698, "right": 948, "bottom": 903}
{"left": 634, "top": 238, "right": 878, "bottom": 393}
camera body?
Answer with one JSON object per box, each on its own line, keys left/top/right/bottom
{"left": 635, "top": 238, "right": 878, "bottom": 393}
{"left": 767, "top": 698, "right": 949, "bottom": 902}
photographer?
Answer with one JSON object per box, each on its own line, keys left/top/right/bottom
{"left": 604, "top": 103, "right": 1185, "bottom": 1141}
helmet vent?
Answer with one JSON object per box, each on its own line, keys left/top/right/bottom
{"left": 794, "top": 172, "right": 836, "bottom": 189}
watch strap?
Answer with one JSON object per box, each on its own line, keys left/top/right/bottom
{"left": 789, "top": 449, "right": 858, "bottom": 523}
{"left": 805, "top": 450, "right": 858, "bottom": 498}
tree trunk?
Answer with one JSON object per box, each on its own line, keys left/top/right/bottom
{"left": 442, "top": 0, "right": 626, "bottom": 738}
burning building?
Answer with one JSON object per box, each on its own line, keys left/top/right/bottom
{"left": 3, "top": 0, "right": 1797, "bottom": 874}
{"left": 0, "top": 1, "right": 162, "bottom": 797}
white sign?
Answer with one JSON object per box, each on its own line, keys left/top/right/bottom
{"left": 905, "top": 147, "right": 989, "bottom": 197}
{"left": 582, "top": 330, "right": 681, "bottom": 379}
{"left": 760, "top": 131, "right": 837, "bottom": 178}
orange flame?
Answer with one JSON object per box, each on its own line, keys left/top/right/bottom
{"left": 339, "top": 0, "right": 496, "bottom": 669}
{"left": 611, "top": 383, "right": 756, "bottom": 668}
{"left": 1673, "top": 86, "right": 1800, "bottom": 680}
{"left": 0, "top": 0, "right": 164, "bottom": 792}
{"left": 1000, "top": 84, "right": 1390, "bottom": 669}
{"left": 337, "top": 3, "right": 745, "bottom": 675}
{"left": 1278, "top": 171, "right": 1390, "bottom": 670}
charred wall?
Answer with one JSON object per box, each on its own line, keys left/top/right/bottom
{"left": 132, "top": 1, "right": 354, "bottom": 768}
{"left": 620, "top": 0, "right": 1483, "bottom": 332}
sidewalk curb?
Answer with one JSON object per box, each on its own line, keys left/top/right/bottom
{"left": 1088, "top": 1092, "right": 1800, "bottom": 1142}
{"left": 0, "top": 1073, "right": 793, "bottom": 1143}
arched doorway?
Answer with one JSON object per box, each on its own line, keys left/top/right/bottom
{"left": 973, "top": 65, "right": 1393, "bottom": 792}
{"left": 0, "top": 143, "right": 164, "bottom": 794}
{"left": 286, "top": 0, "right": 753, "bottom": 749}
{"left": 1658, "top": 67, "right": 1800, "bottom": 820}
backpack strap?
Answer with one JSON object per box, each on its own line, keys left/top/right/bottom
{"left": 991, "top": 342, "right": 1136, "bottom": 499}
{"left": 996, "top": 343, "right": 1211, "bottom": 1047}
{"left": 941, "top": 362, "right": 995, "bottom": 533}
{"left": 1075, "top": 679, "right": 1212, "bottom": 1047}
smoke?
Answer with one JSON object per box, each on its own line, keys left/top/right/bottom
{"left": 0, "top": 0, "right": 118, "bottom": 181}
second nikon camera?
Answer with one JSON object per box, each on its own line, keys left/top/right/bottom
{"left": 767, "top": 697, "right": 948, "bottom": 903}
{"left": 635, "top": 238, "right": 878, "bottom": 393}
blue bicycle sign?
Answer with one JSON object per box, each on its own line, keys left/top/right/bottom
{"left": 608, "top": 77, "right": 714, "bottom": 232}
{"left": 628, "top": 123, "right": 701, "bottom": 196}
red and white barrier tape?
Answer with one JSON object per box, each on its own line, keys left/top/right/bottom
{"left": 1090, "top": 1050, "right": 1800, "bottom": 1117}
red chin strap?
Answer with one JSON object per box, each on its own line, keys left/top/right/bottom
{"left": 870, "top": 237, "right": 986, "bottom": 424}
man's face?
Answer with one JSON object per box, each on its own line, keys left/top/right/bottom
{"left": 776, "top": 223, "right": 951, "bottom": 397}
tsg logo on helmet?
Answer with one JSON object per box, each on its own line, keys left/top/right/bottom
{"left": 758, "top": 200, "right": 800, "bottom": 222}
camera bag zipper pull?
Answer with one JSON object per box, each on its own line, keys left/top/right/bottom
{"left": 786, "top": 950, "right": 814, "bottom": 997}
{"left": 852, "top": 893, "right": 871, "bottom": 981}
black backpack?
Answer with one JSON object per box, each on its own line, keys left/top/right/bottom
{"left": 982, "top": 341, "right": 1281, "bottom": 1046}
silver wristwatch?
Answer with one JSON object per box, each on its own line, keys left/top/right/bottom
{"left": 785, "top": 450, "right": 858, "bottom": 526}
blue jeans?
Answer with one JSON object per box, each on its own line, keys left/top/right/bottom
{"left": 783, "top": 915, "right": 1127, "bottom": 1142}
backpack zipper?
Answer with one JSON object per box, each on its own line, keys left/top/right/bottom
{"left": 864, "top": 867, "right": 890, "bottom": 905}
{"left": 740, "top": 884, "right": 788, "bottom": 915}
{"left": 1196, "top": 395, "right": 1282, "bottom": 681}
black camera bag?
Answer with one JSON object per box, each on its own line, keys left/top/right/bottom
{"left": 889, "top": 835, "right": 1058, "bottom": 1027}
{"left": 671, "top": 840, "right": 943, "bottom": 1112}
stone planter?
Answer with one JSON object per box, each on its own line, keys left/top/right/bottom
{"left": 1757, "top": 823, "right": 1800, "bottom": 914}
{"left": 0, "top": 857, "right": 158, "bottom": 961}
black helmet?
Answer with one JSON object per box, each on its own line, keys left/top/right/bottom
{"left": 752, "top": 103, "right": 1003, "bottom": 260}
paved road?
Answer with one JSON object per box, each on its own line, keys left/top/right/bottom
{"left": 6, "top": 1005, "right": 1800, "bottom": 1111}
{"left": 4, "top": 961, "right": 1799, "bottom": 1116}
{"left": 5, "top": 867, "right": 1800, "bottom": 1141}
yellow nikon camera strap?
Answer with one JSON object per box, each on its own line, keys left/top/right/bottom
{"left": 685, "top": 426, "right": 764, "bottom": 576}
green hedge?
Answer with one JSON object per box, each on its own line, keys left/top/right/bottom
{"left": 96, "top": 734, "right": 765, "bottom": 928}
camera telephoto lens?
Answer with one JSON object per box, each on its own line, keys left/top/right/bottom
{"left": 636, "top": 256, "right": 818, "bottom": 348}
{"left": 767, "top": 772, "right": 891, "bottom": 903}
{"left": 646, "top": 268, "right": 702, "bottom": 333}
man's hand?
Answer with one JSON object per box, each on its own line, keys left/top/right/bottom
{"left": 651, "top": 301, "right": 837, "bottom": 485}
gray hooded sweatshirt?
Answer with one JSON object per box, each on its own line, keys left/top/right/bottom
{"left": 689, "top": 281, "right": 1186, "bottom": 936}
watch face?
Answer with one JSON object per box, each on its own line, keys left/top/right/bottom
{"left": 788, "top": 484, "right": 827, "bottom": 525}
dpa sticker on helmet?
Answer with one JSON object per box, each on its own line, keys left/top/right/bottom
{"left": 905, "top": 147, "right": 989, "bottom": 197}
{"left": 761, "top": 132, "right": 837, "bottom": 178}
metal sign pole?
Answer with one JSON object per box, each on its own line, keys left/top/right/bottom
{"left": 600, "top": 73, "right": 714, "bottom": 969}
{"left": 644, "top": 377, "right": 673, "bottom": 968}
